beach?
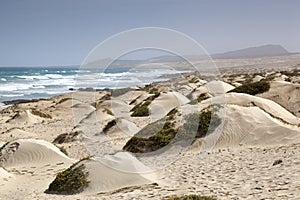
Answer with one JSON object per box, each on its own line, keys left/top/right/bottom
{"left": 0, "top": 59, "right": 300, "bottom": 199}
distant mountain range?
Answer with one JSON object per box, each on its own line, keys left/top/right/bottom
{"left": 85, "top": 44, "right": 293, "bottom": 68}
{"left": 212, "top": 44, "right": 290, "bottom": 59}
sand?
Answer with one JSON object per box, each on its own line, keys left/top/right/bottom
{"left": 0, "top": 65, "right": 300, "bottom": 199}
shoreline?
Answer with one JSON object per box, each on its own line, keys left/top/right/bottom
{"left": 0, "top": 63, "right": 300, "bottom": 199}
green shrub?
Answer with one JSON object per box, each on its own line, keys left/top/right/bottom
{"left": 181, "top": 108, "right": 221, "bottom": 139}
{"left": 228, "top": 80, "right": 270, "bottom": 95}
{"left": 58, "top": 146, "right": 68, "bottom": 156}
{"left": 131, "top": 101, "right": 151, "bottom": 117}
{"left": 130, "top": 93, "right": 160, "bottom": 117}
{"left": 53, "top": 131, "right": 81, "bottom": 144}
{"left": 197, "top": 93, "right": 209, "bottom": 102}
{"left": 103, "top": 107, "right": 113, "bottom": 115}
{"left": 280, "top": 70, "right": 299, "bottom": 77}
{"left": 46, "top": 163, "right": 89, "bottom": 194}
{"left": 103, "top": 119, "right": 117, "bottom": 133}
{"left": 165, "top": 194, "right": 216, "bottom": 200}
{"left": 31, "top": 109, "right": 52, "bottom": 119}
{"left": 123, "top": 118, "right": 177, "bottom": 153}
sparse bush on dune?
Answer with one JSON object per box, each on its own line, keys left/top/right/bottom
{"left": 31, "top": 108, "right": 52, "bottom": 119}
{"left": 228, "top": 80, "right": 270, "bottom": 95}
{"left": 103, "top": 107, "right": 113, "bottom": 115}
{"left": 165, "top": 194, "right": 216, "bottom": 200}
{"left": 46, "top": 157, "right": 91, "bottom": 194}
{"left": 131, "top": 101, "right": 150, "bottom": 117}
{"left": 197, "top": 93, "right": 209, "bottom": 102}
{"left": 124, "top": 109, "right": 178, "bottom": 153}
{"left": 189, "top": 93, "right": 209, "bottom": 105}
{"left": 123, "top": 122, "right": 177, "bottom": 153}
{"left": 103, "top": 119, "right": 117, "bottom": 133}
{"left": 180, "top": 107, "right": 221, "bottom": 139}
{"left": 53, "top": 131, "right": 81, "bottom": 144}
{"left": 280, "top": 69, "right": 300, "bottom": 77}
{"left": 124, "top": 105, "right": 222, "bottom": 153}
{"left": 130, "top": 92, "right": 160, "bottom": 117}
{"left": 58, "top": 146, "right": 68, "bottom": 156}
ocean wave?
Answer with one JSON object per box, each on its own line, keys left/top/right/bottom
{"left": 0, "top": 84, "right": 32, "bottom": 91}
{"left": 16, "top": 75, "right": 49, "bottom": 80}
{"left": 0, "top": 78, "right": 7, "bottom": 81}
{"left": 45, "top": 74, "right": 63, "bottom": 79}
{"left": 1, "top": 94, "right": 25, "bottom": 97}
{"left": 30, "top": 85, "right": 46, "bottom": 89}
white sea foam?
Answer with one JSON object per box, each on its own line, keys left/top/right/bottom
{"left": 2, "top": 94, "right": 25, "bottom": 97}
{"left": 16, "top": 75, "right": 49, "bottom": 80}
{"left": 0, "top": 84, "right": 32, "bottom": 91}
{"left": 45, "top": 74, "right": 63, "bottom": 79}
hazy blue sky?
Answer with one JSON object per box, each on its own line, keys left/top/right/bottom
{"left": 0, "top": 0, "right": 299, "bottom": 66}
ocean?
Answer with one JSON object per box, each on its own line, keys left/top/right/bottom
{"left": 0, "top": 67, "right": 188, "bottom": 103}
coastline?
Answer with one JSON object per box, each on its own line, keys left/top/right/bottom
{"left": 0, "top": 66, "right": 299, "bottom": 199}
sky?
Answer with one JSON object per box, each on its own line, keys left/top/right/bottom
{"left": 0, "top": 0, "right": 299, "bottom": 66}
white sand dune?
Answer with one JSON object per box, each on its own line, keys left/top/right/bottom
{"left": 0, "top": 167, "right": 11, "bottom": 179}
{"left": 115, "top": 90, "right": 149, "bottom": 105}
{"left": 8, "top": 110, "right": 44, "bottom": 124}
{"left": 149, "top": 91, "right": 189, "bottom": 122}
{"left": 82, "top": 152, "right": 155, "bottom": 194}
{"left": 201, "top": 105, "right": 300, "bottom": 149}
{"left": 0, "top": 139, "right": 72, "bottom": 168}
{"left": 205, "top": 80, "right": 235, "bottom": 95}
{"left": 258, "top": 81, "right": 300, "bottom": 117}
{"left": 103, "top": 99, "right": 132, "bottom": 119}
{"left": 193, "top": 93, "right": 300, "bottom": 150}
{"left": 202, "top": 93, "right": 300, "bottom": 125}
{"left": 72, "top": 103, "right": 96, "bottom": 125}
{"left": 56, "top": 98, "right": 82, "bottom": 108}
{"left": 4, "top": 128, "right": 36, "bottom": 140}
{"left": 106, "top": 118, "right": 140, "bottom": 143}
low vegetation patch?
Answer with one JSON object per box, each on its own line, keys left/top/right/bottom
{"left": 58, "top": 146, "right": 68, "bottom": 156}
{"left": 99, "top": 93, "right": 111, "bottom": 101}
{"left": 181, "top": 107, "right": 221, "bottom": 139}
{"left": 53, "top": 131, "right": 81, "bottom": 144}
{"left": 197, "top": 93, "right": 209, "bottom": 102}
{"left": 103, "top": 107, "right": 113, "bottom": 115}
{"left": 189, "top": 93, "right": 209, "bottom": 105}
{"left": 124, "top": 108, "right": 178, "bottom": 153}
{"left": 103, "top": 119, "right": 117, "bottom": 133}
{"left": 131, "top": 101, "right": 151, "bottom": 117}
{"left": 228, "top": 80, "right": 270, "bottom": 95}
{"left": 123, "top": 121, "right": 177, "bottom": 153}
{"left": 165, "top": 194, "right": 216, "bottom": 200}
{"left": 31, "top": 108, "right": 52, "bottom": 119}
{"left": 0, "top": 142, "right": 9, "bottom": 157}
{"left": 46, "top": 157, "right": 90, "bottom": 194}
{"left": 130, "top": 93, "right": 160, "bottom": 117}
{"left": 280, "top": 69, "right": 299, "bottom": 77}
{"left": 143, "top": 84, "right": 160, "bottom": 94}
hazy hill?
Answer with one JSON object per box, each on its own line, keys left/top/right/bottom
{"left": 212, "top": 44, "right": 290, "bottom": 59}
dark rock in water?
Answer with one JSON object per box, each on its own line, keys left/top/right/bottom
{"left": 272, "top": 159, "right": 283, "bottom": 166}
{"left": 69, "top": 88, "right": 75, "bottom": 91}
{"left": 2, "top": 98, "right": 48, "bottom": 105}
{"left": 78, "top": 87, "right": 95, "bottom": 91}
